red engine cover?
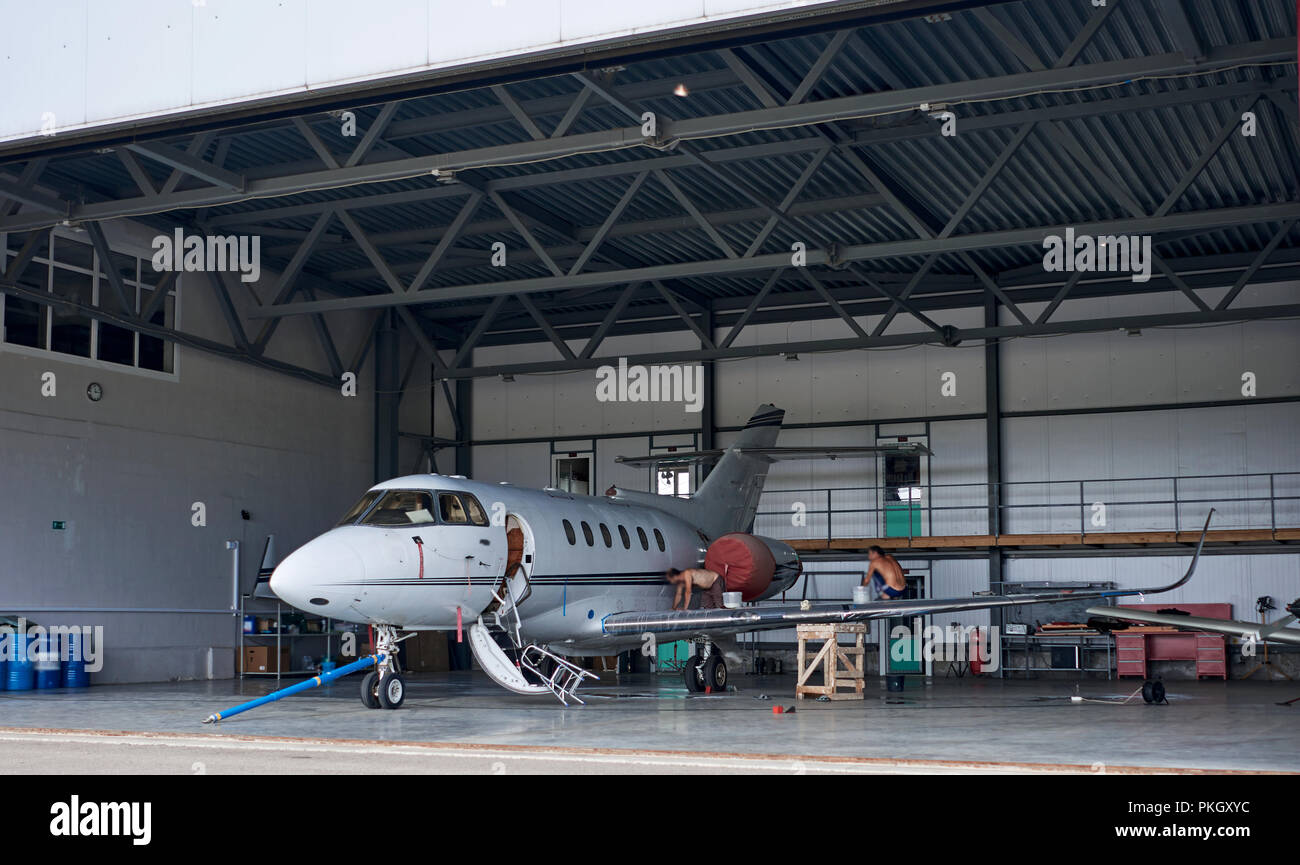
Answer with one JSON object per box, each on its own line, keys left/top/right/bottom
{"left": 704, "top": 533, "right": 775, "bottom": 602}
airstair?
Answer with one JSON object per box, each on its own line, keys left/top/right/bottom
{"left": 466, "top": 570, "right": 596, "bottom": 705}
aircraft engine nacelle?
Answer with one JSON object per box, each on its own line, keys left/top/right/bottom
{"left": 703, "top": 532, "right": 803, "bottom": 602}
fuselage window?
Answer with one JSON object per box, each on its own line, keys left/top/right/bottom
{"left": 337, "top": 490, "right": 381, "bottom": 526}
{"left": 653, "top": 528, "right": 665, "bottom": 552}
{"left": 581, "top": 521, "right": 594, "bottom": 546}
{"left": 618, "top": 525, "right": 630, "bottom": 549}
{"left": 599, "top": 523, "right": 612, "bottom": 547}
{"left": 361, "top": 490, "right": 435, "bottom": 526}
{"left": 460, "top": 493, "right": 489, "bottom": 527}
{"left": 438, "top": 493, "right": 469, "bottom": 524}
{"left": 637, "top": 526, "right": 649, "bottom": 550}
{"left": 563, "top": 519, "right": 576, "bottom": 545}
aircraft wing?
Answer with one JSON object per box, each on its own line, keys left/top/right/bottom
{"left": 601, "top": 511, "right": 1215, "bottom": 640}
{"left": 1083, "top": 603, "right": 1300, "bottom": 647}
{"left": 614, "top": 443, "right": 932, "bottom": 468}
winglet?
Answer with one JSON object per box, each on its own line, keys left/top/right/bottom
{"left": 1161, "top": 508, "right": 1214, "bottom": 593}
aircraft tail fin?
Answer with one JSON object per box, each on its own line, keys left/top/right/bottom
{"left": 605, "top": 404, "right": 784, "bottom": 540}
{"left": 690, "top": 404, "right": 783, "bottom": 537}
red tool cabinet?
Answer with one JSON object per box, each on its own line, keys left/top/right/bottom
{"left": 1112, "top": 603, "right": 1231, "bottom": 680}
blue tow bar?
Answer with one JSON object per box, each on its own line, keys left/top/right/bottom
{"left": 202, "top": 655, "right": 381, "bottom": 724}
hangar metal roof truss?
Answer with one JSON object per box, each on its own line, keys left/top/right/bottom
{"left": 0, "top": 0, "right": 1297, "bottom": 386}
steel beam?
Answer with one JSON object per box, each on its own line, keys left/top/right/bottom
{"left": 83, "top": 221, "right": 134, "bottom": 316}
{"left": 432, "top": 303, "right": 1300, "bottom": 380}
{"left": 250, "top": 202, "right": 1300, "bottom": 317}
{"left": 1216, "top": 220, "right": 1295, "bottom": 310}
{"left": 292, "top": 117, "right": 341, "bottom": 170}
{"left": 126, "top": 141, "right": 245, "bottom": 192}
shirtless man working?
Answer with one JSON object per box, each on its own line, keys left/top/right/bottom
{"left": 862, "top": 546, "right": 907, "bottom": 600}
{"left": 667, "top": 567, "right": 726, "bottom": 610}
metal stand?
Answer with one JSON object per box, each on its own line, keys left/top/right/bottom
{"left": 1242, "top": 597, "right": 1292, "bottom": 682}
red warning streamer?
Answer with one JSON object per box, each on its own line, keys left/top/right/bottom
{"left": 412, "top": 536, "right": 424, "bottom": 579}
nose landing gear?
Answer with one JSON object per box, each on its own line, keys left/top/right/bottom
{"left": 360, "top": 624, "right": 408, "bottom": 710}
{"left": 683, "top": 640, "right": 727, "bottom": 693}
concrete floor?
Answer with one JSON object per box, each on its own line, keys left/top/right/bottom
{"left": 0, "top": 672, "right": 1296, "bottom": 774}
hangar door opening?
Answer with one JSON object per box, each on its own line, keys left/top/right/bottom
{"left": 879, "top": 565, "right": 931, "bottom": 678}
{"left": 552, "top": 454, "right": 591, "bottom": 495}
{"left": 879, "top": 436, "right": 929, "bottom": 538}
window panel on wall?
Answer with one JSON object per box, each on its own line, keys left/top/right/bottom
{"left": 55, "top": 236, "right": 95, "bottom": 271}
{"left": 96, "top": 250, "right": 139, "bottom": 366}
{"left": 138, "top": 281, "right": 175, "bottom": 373}
{"left": 3, "top": 231, "right": 50, "bottom": 349}
{"left": 96, "top": 248, "right": 138, "bottom": 310}
{"left": 97, "top": 309, "right": 136, "bottom": 366}
{"left": 49, "top": 263, "right": 93, "bottom": 358}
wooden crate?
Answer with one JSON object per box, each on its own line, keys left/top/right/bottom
{"left": 796, "top": 623, "right": 867, "bottom": 700}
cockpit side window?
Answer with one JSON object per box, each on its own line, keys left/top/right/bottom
{"left": 460, "top": 493, "right": 489, "bottom": 527}
{"left": 336, "top": 490, "right": 381, "bottom": 526}
{"left": 360, "top": 491, "right": 435, "bottom": 526}
{"left": 438, "top": 493, "right": 469, "bottom": 524}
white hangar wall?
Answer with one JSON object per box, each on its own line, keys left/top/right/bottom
{"left": 0, "top": 222, "right": 374, "bottom": 683}
{"left": 1001, "top": 279, "right": 1300, "bottom": 536}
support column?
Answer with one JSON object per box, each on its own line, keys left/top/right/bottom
{"left": 984, "top": 294, "right": 1004, "bottom": 604}
{"left": 454, "top": 378, "right": 473, "bottom": 478}
{"left": 699, "top": 307, "right": 715, "bottom": 482}
{"left": 373, "top": 311, "right": 400, "bottom": 483}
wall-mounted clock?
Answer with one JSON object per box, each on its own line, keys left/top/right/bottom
{"left": 86, "top": 382, "right": 103, "bottom": 402}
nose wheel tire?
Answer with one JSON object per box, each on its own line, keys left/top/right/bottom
{"left": 704, "top": 655, "right": 727, "bottom": 691}
{"left": 360, "top": 671, "right": 381, "bottom": 709}
{"left": 378, "top": 672, "right": 406, "bottom": 709}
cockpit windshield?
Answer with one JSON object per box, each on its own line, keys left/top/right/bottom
{"left": 336, "top": 490, "right": 381, "bottom": 526}
{"left": 360, "top": 490, "right": 436, "bottom": 526}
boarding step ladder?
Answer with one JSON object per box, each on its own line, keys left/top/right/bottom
{"left": 466, "top": 619, "right": 597, "bottom": 706}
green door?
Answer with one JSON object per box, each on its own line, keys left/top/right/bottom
{"left": 887, "top": 615, "right": 924, "bottom": 673}
{"left": 884, "top": 503, "right": 922, "bottom": 538}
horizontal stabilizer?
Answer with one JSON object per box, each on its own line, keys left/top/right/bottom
{"left": 615, "top": 442, "right": 932, "bottom": 468}
{"left": 1085, "top": 605, "right": 1300, "bottom": 646}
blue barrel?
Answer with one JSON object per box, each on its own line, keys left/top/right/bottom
{"left": 61, "top": 662, "right": 89, "bottom": 688}
{"left": 0, "top": 659, "right": 7, "bottom": 690}
{"left": 35, "top": 637, "right": 61, "bottom": 689}
{"left": 7, "top": 633, "right": 34, "bottom": 691}
{"left": 61, "top": 630, "right": 90, "bottom": 688}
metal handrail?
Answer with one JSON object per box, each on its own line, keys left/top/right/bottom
{"left": 752, "top": 471, "right": 1300, "bottom": 539}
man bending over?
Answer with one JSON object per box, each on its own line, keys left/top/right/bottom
{"left": 667, "top": 567, "right": 726, "bottom": 610}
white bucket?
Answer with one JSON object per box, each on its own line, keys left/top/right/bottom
{"left": 722, "top": 591, "right": 743, "bottom": 609}
{"left": 852, "top": 585, "right": 871, "bottom": 605}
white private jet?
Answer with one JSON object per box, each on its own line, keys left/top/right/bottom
{"left": 269, "top": 404, "right": 1212, "bottom": 710}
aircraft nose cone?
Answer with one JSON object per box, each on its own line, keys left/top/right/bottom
{"left": 269, "top": 532, "right": 364, "bottom": 612}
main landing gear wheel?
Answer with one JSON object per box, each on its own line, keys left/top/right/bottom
{"left": 360, "top": 671, "right": 381, "bottom": 709}
{"left": 704, "top": 655, "right": 728, "bottom": 691}
{"left": 1142, "top": 679, "right": 1166, "bottom": 704}
{"left": 683, "top": 657, "right": 705, "bottom": 692}
{"left": 378, "top": 673, "right": 406, "bottom": 709}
